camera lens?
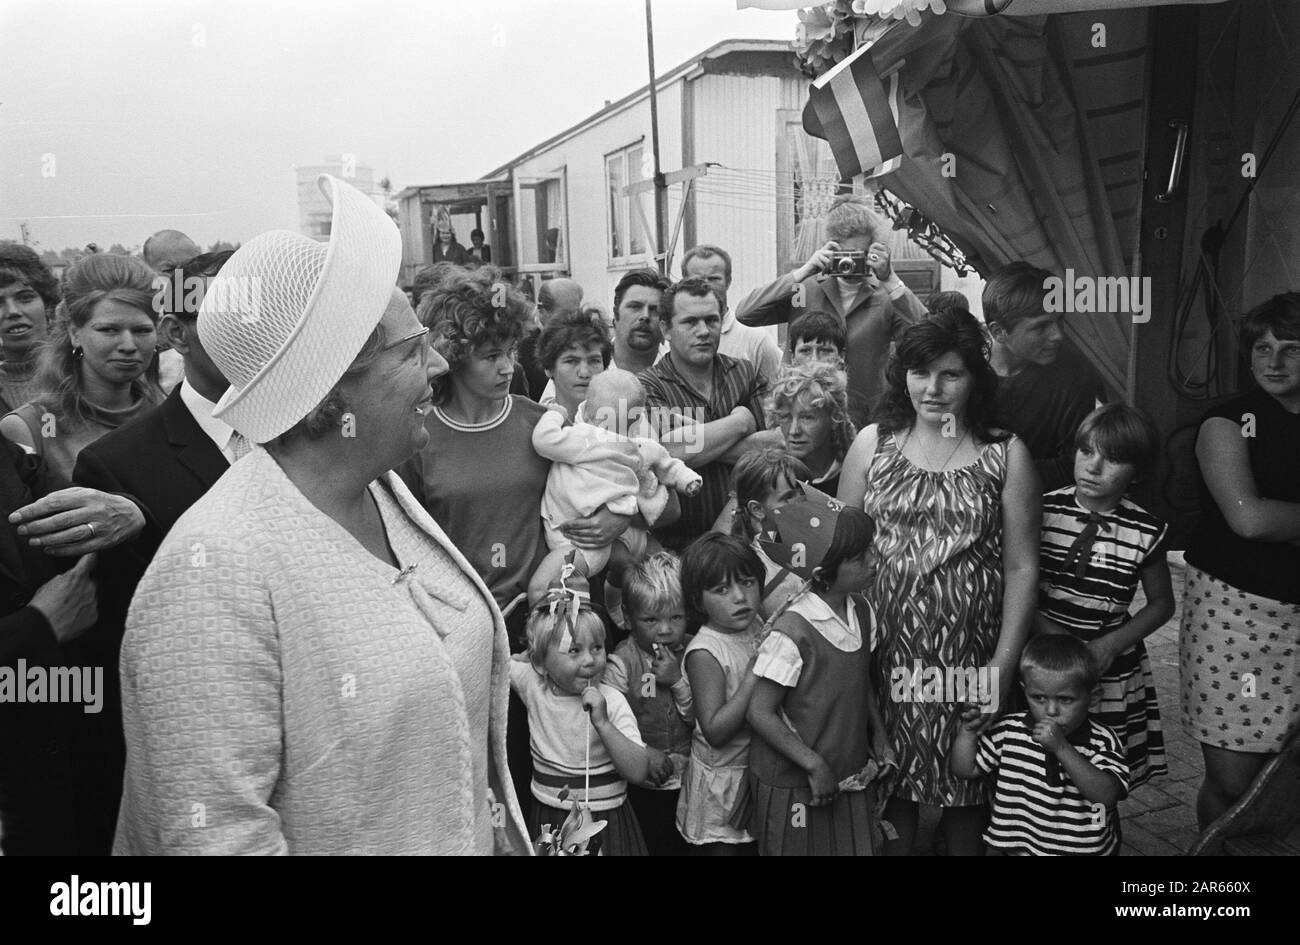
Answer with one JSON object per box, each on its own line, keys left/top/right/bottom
{"left": 835, "top": 257, "right": 855, "bottom": 275}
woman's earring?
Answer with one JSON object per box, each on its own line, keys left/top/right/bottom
{"left": 72, "top": 344, "right": 84, "bottom": 359}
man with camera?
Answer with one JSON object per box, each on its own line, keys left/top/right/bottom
{"left": 736, "top": 195, "right": 926, "bottom": 427}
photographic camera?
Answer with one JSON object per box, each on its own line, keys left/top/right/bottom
{"left": 827, "top": 251, "right": 868, "bottom": 278}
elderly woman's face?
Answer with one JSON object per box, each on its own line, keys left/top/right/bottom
{"left": 906, "top": 350, "right": 973, "bottom": 426}
{"left": 548, "top": 342, "right": 605, "bottom": 410}
{"left": 455, "top": 337, "right": 517, "bottom": 403}
{"left": 346, "top": 290, "right": 446, "bottom": 458}
{"left": 777, "top": 391, "right": 832, "bottom": 461}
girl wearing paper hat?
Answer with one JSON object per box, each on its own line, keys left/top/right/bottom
{"left": 745, "top": 482, "right": 893, "bottom": 855}
{"left": 114, "top": 175, "right": 530, "bottom": 855}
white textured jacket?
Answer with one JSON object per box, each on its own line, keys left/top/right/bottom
{"left": 113, "top": 449, "right": 530, "bottom": 855}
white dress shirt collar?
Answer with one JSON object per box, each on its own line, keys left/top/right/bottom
{"left": 179, "top": 378, "right": 236, "bottom": 459}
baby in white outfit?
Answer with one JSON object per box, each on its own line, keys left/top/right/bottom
{"left": 528, "top": 368, "right": 702, "bottom": 604}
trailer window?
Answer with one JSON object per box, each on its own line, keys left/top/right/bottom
{"left": 607, "top": 143, "right": 651, "bottom": 263}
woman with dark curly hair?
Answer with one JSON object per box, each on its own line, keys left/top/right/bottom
{"left": 398, "top": 266, "right": 548, "bottom": 626}
{"left": 838, "top": 309, "right": 1041, "bottom": 856}
{"left": 0, "top": 254, "right": 163, "bottom": 486}
{"left": 0, "top": 244, "right": 58, "bottom": 414}
{"left": 400, "top": 266, "right": 631, "bottom": 636}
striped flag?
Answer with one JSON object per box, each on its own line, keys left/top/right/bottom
{"left": 803, "top": 43, "right": 905, "bottom": 181}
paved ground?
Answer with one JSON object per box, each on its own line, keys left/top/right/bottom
{"left": 1115, "top": 551, "right": 1203, "bottom": 856}
{"left": 913, "top": 552, "right": 1204, "bottom": 855}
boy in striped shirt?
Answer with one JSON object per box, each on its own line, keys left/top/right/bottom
{"left": 951, "top": 634, "right": 1130, "bottom": 855}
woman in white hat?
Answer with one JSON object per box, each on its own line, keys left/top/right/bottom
{"left": 113, "top": 176, "right": 530, "bottom": 855}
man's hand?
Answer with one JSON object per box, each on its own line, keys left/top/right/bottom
{"left": 28, "top": 553, "right": 98, "bottom": 642}
{"left": 10, "top": 488, "right": 146, "bottom": 555}
{"left": 793, "top": 240, "right": 839, "bottom": 283}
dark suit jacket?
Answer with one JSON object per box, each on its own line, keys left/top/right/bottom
{"left": 68, "top": 385, "right": 229, "bottom": 853}
{"left": 0, "top": 437, "right": 77, "bottom": 854}
{"left": 736, "top": 274, "right": 926, "bottom": 428}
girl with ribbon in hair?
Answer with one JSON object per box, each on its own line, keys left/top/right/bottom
{"left": 1036, "top": 404, "right": 1174, "bottom": 788}
{"left": 509, "top": 566, "right": 652, "bottom": 855}
{"left": 744, "top": 483, "right": 892, "bottom": 855}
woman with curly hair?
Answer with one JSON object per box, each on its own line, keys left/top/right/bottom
{"left": 0, "top": 244, "right": 59, "bottom": 414}
{"left": 399, "top": 266, "right": 631, "bottom": 637}
{"left": 768, "top": 359, "right": 855, "bottom": 497}
{"left": 838, "top": 309, "right": 1040, "bottom": 856}
{"left": 397, "top": 266, "right": 547, "bottom": 625}
{"left": 0, "top": 254, "right": 163, "bottom": 486}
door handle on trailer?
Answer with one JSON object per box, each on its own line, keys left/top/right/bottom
{"left": 1155, "top": 119, "right": 1190, "bottom": 203}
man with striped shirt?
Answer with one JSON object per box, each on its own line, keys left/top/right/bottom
{"left": 952, "top": 634, "right": 1130, "bottom": 855}
{"left": 640, "top": 278, "right": 780, "bottom": 552}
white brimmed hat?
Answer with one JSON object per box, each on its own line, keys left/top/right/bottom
{"left": 198, "top": 174, "right": 401, "bottom": 443}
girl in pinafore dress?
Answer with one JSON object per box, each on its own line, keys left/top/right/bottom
{"left": 746, "top": 484, "right": 890, "bottom": 855}
{"left": 1038, "top": 405, "right": 1175, "bottom": 787}
{"left": 677, "top": 533, "right": 764, "bottom": 854}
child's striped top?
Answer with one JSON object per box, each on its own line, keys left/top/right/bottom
{"left": 976, "top": 713, "right": 1130, "bottom": 856}
{"left": 508, "top": 661, "right": 644, "bottom": 811}
{"left": 1039, "top": 487, "right": 1168, "bottom": 639}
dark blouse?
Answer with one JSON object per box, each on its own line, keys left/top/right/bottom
{"left": 1185, "top": 387, "right": 1300, "bottom": 603}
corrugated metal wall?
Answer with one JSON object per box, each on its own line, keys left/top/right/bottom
{"left": 687, "top": 73, "right": 796, "bottom": 297}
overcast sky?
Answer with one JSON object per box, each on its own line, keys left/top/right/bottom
{"left": 0, "top": 0, "right": 794, "bottom": 252}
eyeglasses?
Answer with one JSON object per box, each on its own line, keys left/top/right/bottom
{"left": 384, "top": 325, "right": 431, "bottom": 366}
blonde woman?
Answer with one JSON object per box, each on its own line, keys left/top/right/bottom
{"left": 0, "top": 254, "right": 163, "bottom": 486}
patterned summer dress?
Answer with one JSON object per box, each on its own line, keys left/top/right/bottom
{"left": 864, "top": 431, "right": 1012, "bottom": 807}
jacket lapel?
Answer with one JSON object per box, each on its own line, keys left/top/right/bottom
{"left": 380, "top": 470, "right": 532, "bottom": 854}
{"left": 161, "top": 388, "right": 229, "bottom": 489}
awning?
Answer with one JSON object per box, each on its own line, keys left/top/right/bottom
{"left": 740, "top": 0, "right": 1227, "bottom": 13}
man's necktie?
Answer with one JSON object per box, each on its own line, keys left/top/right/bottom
{"left": 1061, "top": 511, "right": 1109, "bottom": 578}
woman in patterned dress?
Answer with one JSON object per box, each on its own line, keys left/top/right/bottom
{"left": 839, "top": 311, "right": 1041, "bottom": 855}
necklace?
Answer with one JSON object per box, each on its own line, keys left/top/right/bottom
{"left": 906, "top": 426, "right": 969, "bottom": 472}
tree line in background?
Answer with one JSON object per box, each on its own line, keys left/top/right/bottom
{"left": 5, "top": 240, "right": 241, "bottom": 268}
